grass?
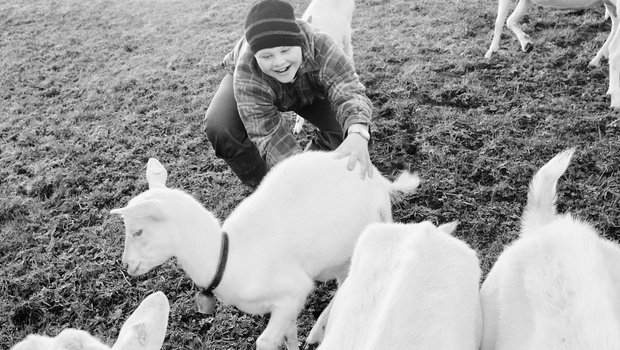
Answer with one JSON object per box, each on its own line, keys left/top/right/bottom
{"left": 1, "top": 0, "right": 619, "bottom": 348}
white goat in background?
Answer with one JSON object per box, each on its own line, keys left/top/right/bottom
{"left": 480, "top": 148, "right": 620, "bottom": 349}
{"left": 293, "top": 0, "right": 355, "bottom": 134}
{"left": 11, "top": 291, "right": 170, "bottom": 350}
{"left": 110, "top": 152, "right": 420, "bottom": 350}
{"left": 301, "top": 0, "right": 354, "bottom": 58}
{"left": 318, "top": 221, "right": 482, "bottom": 350}
{"left": 484, "top": 0, "right": 620, "bottom": 108}
{"left": 484, "top": 0, "right": 612, "bottom": 66}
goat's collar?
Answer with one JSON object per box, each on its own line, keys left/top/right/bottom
{"left": 203, "top": 231, "right": 229, "bottom": 296}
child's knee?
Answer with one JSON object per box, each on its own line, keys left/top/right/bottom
{"left": 205, "top": 113, "right": 246, "bottom": 146}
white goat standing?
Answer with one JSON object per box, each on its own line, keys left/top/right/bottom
{"left": 480, "top": 148, "right": 620, "bottom": 350}
{"left": 484, "top": 0, "right": 612, "bottom": 65}
{"left": 11, "top": 291, "right": 170, "bottom": 350}
{"left": 293, "top": 0, "right": 355, "bottom": 134}
{"left": 484, "top": 0, "right": 620, "bottom": 108}
{"left": 110, "top": 151, "right": 420, "bottom": 350}
{"left": 317, "top": 221, "right": 482, "bottom": 350}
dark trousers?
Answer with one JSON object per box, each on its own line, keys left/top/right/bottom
{"left": 204, "top": 74, "right": 343, "bottom": 187}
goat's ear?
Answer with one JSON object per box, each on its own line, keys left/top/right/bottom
{"left": 146, "top": 158, "right": 168, "bottom": 189}
{"left": 112, "top": 291, "right": 170, "bottom": 350}
{"left": 110, "top": 200, "right": 166, "bottom": 221}
{"left": 438, "top": 221, "right": 459, "bottom": 235}
{"left": 306, "top": 15, "right": 313, "bottom": 24}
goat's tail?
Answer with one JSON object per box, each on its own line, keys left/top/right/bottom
{"left": 388, "top": 171, "right": 421, "bottom": 203}
{"left": 520, "top": 148, "right": 575, "bottom": 237}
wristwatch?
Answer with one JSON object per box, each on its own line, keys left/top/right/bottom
{"left": 347, "top": 124, "right": 370, "bottom": 142}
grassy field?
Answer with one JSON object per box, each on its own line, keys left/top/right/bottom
{"left": 1, "top": 0, "right": 619, "bottom": 348}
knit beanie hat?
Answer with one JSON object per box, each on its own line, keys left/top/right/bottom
{"left": 244, "top": 0, "right": 303, "bottom": 53}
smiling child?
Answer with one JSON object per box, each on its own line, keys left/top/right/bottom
{"left": 205, "top": 0, "right": 373, "bottom": 187}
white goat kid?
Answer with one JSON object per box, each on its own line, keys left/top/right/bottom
{"left": 318, "top": 221, "right": 482, "bottom": 350}
{"left": 110, "top": 151, "right": 420, "bottom": 350}
{"left": 293, "top": 0, "right": 355, "bottom": 134}
{"left": 480, "top": 148, "right": 620, "bottom": 350}
{"left": 11, "top": 291, "right": 170, "bottom": 350}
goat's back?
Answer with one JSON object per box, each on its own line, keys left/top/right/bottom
{"left": 222, "top": 151, "right": 410, "bottom": 281}
{"left": 484, "top": 217, "right": 620, "bottom": 349}
{"left": 11, "top": 335, "right": 55, "bottom": 350}
{"left": 11, "top": 330, "right": 109, "bottom": 350}
{"left": 302, "top": 0, "right": 354, "bottom": 23}
{"left": 320, "top": 222, "right": 482, "bottom": 350}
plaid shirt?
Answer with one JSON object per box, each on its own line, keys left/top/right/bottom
{"left": 222, "top": 20, "right": 372, "bottom": 167}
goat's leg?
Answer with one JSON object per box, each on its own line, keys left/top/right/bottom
{"left": 506, "top": 0, "right": 534, "bottom": 53}
{"left": 284, "top": 322, "right": 300, "bottom": 350}
{"left": 256, "top": 299, "right": 305, "bottom": 350}
{"left": 293, "top": 114, "right": 305, "bottom": 134}
{"left": 607, "top": 12, "right": 620, "bottom": 107}
{"left": 304, "top": 270, "right": 348, "bottom": 349}
{"left": 303, "top": 297, "right": 335, "bottom": 350}
{"left": 485, "top": 0, "right": 514, "bottom": 58}
{"left": 590, "top": 4, "right": 617, "bottom": 67}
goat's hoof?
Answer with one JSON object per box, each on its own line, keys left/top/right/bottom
{"left": 302, "top": 341, "right": 319, "bottom": 350}
{"left": 524, "top": 42, "right": 534, "bottom": 53}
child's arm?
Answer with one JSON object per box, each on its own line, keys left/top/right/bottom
{"left": 313, "top": 29, "right": 374, "bottom": 178}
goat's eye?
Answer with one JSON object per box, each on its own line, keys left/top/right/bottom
{"left": 133, "top": 229, "right": 143, "bottom": 237}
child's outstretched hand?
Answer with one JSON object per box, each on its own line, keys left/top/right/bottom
{"left": 334, "top": 130, "right": 373, "bottom": 179}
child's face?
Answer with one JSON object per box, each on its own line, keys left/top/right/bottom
{"left": 254, "top": 46, "right": 302, "bottom": 83}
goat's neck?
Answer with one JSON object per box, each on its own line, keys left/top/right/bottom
{"left": 174, "top": 211, "right": 223, "bottom": 288}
